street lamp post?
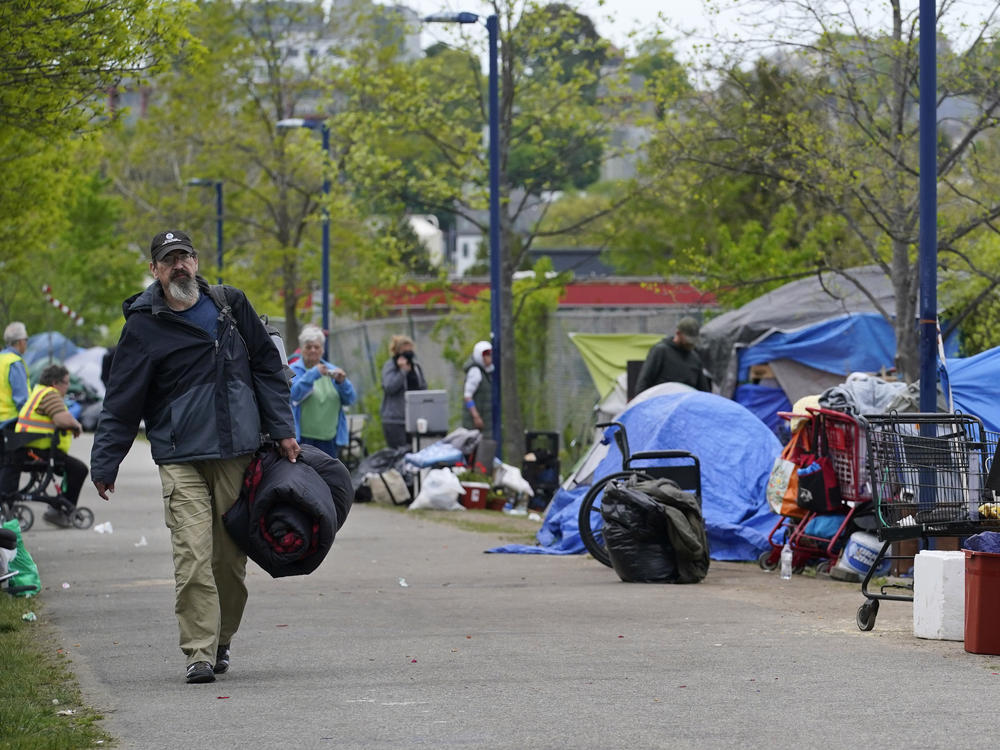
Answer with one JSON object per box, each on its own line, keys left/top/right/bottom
{"left": 423, "top": 11, "right": 503, "bottom": 455}
{"left": 276, "top": 117, "right": 332, "bottom": 360}
{"left": 187, "top": 178, "right": 224, "bottom": 284}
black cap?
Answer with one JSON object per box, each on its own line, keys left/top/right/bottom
{"left": 150, "top": 230, "right": 195, "bottom": 263}
{"left": 676, "top": 316, "right": 700, "bottom": 341}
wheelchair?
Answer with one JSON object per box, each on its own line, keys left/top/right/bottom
{"left": 577, "top": 421, "right": 701, "bottom": 567}
{"left": 0, "top": 426, "right": 94, "bottom": 532}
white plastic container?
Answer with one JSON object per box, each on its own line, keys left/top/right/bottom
{"left": 913, "top": 550, "right": 965, "bottom": 640}
{"left": 836, "top": 531, "right": 891, "bottom": 578}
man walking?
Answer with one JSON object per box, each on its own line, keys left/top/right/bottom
{"left": 635, "top": 316, "right": 711, "bottom": 394}
{"left": 91, "top": 230, "right": 301, "bottom": 684}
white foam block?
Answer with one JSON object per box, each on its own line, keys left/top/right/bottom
{"left": 913, "top": 550, "right": 966, "bottom": 640}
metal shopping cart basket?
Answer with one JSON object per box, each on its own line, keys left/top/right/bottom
{"left": 856, "top": 412, "right": 1000, "bottom": 631}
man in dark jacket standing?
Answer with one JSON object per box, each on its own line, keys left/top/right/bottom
{"left": 91, "top": 230, "right": 301, "bottom": 685}
{"left": 635, "top": 316, "right": 711, "bottom": 394}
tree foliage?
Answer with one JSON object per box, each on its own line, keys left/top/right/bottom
{"left": 101, "top": 0, "right": 415, "bottom": 345}
{"left": 0, "top": 0, "right": 189, "bottom": 341}
{"left": 626, "top": 0, "right": 1000, "bottom": 379}
{"left": 335, "top": 0, "right": 648, "bottom": 458}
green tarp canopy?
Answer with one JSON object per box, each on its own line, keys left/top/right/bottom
{"left": 568, "top": 333, "right": 661, "bottom": 399}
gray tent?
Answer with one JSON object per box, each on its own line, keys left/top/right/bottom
{"left": 699, "top": 266, "right": 897, "bottom": 406}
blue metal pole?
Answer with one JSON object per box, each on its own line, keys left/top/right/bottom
{"left": 918, "top": 0, "right": 937, "bottom": 413}
{"left": 321, "top": 123, "right": 331, "bottom": 361}
{"left": 487, "top": 14, "right": 502, "bottom": 456}
{"left": 214, "top": 181, "right": 224, "bottom": 285}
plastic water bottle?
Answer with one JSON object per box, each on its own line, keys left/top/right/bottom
{"left": 780, "top": 542, "right": 793, "bottom": 580}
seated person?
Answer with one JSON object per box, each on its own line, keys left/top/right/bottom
{"left": 12, "top": 363, "right": 87, "bottom": 528}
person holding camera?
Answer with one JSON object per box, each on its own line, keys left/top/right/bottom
{"left": 380, "top": 335, "right": 426, "bottom": 449}
{"left": 289, "top": 325, "right": 356, "bottom": 459}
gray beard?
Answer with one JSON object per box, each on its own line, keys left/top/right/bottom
{"left": 168, "top": 275, "right": 199, "bottom": 305}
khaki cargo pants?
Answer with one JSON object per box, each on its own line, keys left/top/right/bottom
{"left": 159, "top": 456, "right": 251, "bottom": 666}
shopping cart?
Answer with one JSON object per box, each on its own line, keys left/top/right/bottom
{"left": 760, "top": 408, "right": 871, "bottom": 574}
{"left": 856, "top": 412, "right": 999, "bottom": 631}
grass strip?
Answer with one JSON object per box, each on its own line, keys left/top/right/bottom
{"left": 0, "top": 594, "right": 112, "bottom": 750}
{"left": 387, "top": 504, "right": 542, "bottom": 545}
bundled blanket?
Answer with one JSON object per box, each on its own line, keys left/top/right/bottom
{"left": 223, "top": 444, "right": 353, "bottom": 578}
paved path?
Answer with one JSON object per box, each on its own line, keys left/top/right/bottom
{"left": 21, "top": 434, "right": 1000, "bottom": 749}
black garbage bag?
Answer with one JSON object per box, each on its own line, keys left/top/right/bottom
{"left": 602, "top": 477, "right": 709, "bottom": 584}
{"left": 223, "top": 444, "right": 353, "bottom": 578}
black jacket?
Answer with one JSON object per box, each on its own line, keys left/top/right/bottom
{"left": 91, "top": 277, "right": 295, "bottom": 485}
{"left": 635, "top": 338, "right": 710, "bottom": 393}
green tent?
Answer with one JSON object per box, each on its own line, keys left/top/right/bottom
{"left": 568, "top": 333, "right": 661, "bottom": 399}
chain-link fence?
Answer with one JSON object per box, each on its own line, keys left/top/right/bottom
{"left": 316, "top": 308, "right": 692, "bottom": 460}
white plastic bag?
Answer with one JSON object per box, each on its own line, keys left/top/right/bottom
{"left": 409, "top": 468, "right": 465, "bottom": 511}
{"left": 765, "top": 456, "right": 795, "bottom": 513}
{"left": 494, "top": 462, "right": 534, "bottom": 499}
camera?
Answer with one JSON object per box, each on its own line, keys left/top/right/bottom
{"left": 400, "top": 350, "right": 415, "bottom": 362}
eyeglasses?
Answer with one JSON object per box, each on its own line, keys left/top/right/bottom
{"left": 159, "top": 250, "right": 197, "bottom": 265}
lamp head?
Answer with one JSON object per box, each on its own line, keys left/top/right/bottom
{"left": 422, "top": 11, "right": 479, "bottom": 23}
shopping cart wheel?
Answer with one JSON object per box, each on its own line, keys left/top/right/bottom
{"left": 70, "top": 506, "right": 94, "bottom": 530}
{"left": 856, "top": 599, "right": 879, "bottom": 631}
{"left": 815, "top": 560, "right": 832, "bottom": 576}
{"left": 758, "top": 549, "right": 778, "bottom": 571}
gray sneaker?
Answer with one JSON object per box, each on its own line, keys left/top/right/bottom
{"left": 42, "top": 508, "right": 72, "bottom": 528}
{"left": 186, "top": 661, "right": 215, "bottom": 684}
{"left": 213, "top": 644, "right": 230, "bottom": 674}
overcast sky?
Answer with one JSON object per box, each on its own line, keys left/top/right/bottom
{"left": 409, "top": 0, "right": 1000, "bottom": 58}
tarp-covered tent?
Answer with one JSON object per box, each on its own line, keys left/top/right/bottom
{"left": 23, "top": 331, "right": 81, "bottom": 371}
{"left": 698, "top": 266, "right": 958, "bottom": 433}
{"left": 948, "top": 346, "right": 1000, "bottom": 433}
{"left": 567, "top": 381, "right": 696, "bottom": 490}
{"left": 489, "top": 390, "right": 781, "bottom": 561}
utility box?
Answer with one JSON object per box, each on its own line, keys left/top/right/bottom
{"left": 404, "top": 390, "right": 449, "bottom": 435}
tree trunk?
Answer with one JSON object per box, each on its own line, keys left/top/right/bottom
{"left": 891, "top": 243, "right": 920, "bottom": 383}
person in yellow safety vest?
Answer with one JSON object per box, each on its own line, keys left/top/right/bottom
{"left": 0, "top": 321, "right": 30, "bottom": 506}
{"left": 14, "top": 363, "right": 88, "bottom": 528}
{"left": 0, "top": 321, "right": 29, "bottom": 425}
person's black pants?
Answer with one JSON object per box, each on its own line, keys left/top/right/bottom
{"left": 382, "top": 422, "right": 409, "bottom": 450}
{"left": 0, "top": 461, "right": 20, "bottom": 502}
{"left": 50, "top": 450, "right": 88, "bottom": 507}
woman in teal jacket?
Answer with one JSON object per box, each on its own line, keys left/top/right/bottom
{"left": 289, "top": 326, "right": 356, "bottom": 459}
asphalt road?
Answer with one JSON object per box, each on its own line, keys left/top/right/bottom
{"left": 19, "top": 434, "right": 1000, "bottom": 750}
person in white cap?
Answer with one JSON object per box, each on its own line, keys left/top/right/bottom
{"left": 462, "top": 340, "right": 494, "bottom": 433}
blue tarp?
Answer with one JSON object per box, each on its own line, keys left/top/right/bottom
{"left": 733, "top": 384, "right": 792, "bottom": 435}
{"left": 23, "top": 331, "right": 81, "bottom": 370}
{"left": 737, "top": 313, "right": 898, "bottom": 381}
{"left": 489, "top": 391, "right": 782, "bottom": 561}
{"left": 949, "top": 346, "right": 1000, "bottom": 433}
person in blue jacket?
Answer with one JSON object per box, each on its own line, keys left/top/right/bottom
{"left": 290, "top": 325, "right": 356, "bottom": 459}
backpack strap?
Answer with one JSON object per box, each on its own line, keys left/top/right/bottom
{"left": 208, "top": 284, "right": 234, "bottom": 323}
